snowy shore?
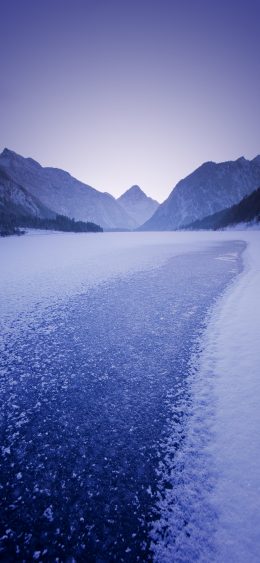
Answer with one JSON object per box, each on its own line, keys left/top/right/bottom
{"left": 151, "top": 230, "right": 260, "bottom": 562}
{"left": 201, "top": 231, "right": 260, "bottom": 562}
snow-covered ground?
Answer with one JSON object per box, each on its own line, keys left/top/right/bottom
{"left": 202, "top": 232, "right": 260, "bottom": 562}
{"left": 150, "top": 231, "right": 260, "bottom": 562}
{"left": 0, "top": 230, "right": 259, "bottom": 561}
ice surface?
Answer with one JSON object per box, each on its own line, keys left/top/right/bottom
{"left": 0, "top": 231, "right": 233, "bottom": 330}
{"left": 0, "top": 230, "right": 259, "bottom": 560}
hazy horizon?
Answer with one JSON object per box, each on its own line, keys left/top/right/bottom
{"left": 1, "top": 0, "right": 260, "bottom": 202}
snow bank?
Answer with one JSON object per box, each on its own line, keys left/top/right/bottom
{"left": 150, "top": 231, "right": 260, "bottom": 562}
{"left": 203, "top": 231, "right": 260, "bottom": 561}
{"left": 223, "top": 220, "right": 260, "bottom": 231}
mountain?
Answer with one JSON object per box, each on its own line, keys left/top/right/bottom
{"left": 0, "top": 168, "right": 103, "bottom": 235}
{"left": 185, "top": 186, "right": 260, "bottom": 230}
{"left": 140, "top": 156, "right": 260, "bottom": 230}
{"left": 0, "top": 149, "right": 135, "bottom": 230}
{"left": 0, "top": 167, "right": 55, "bottom": 219}
{"left": 117, "top": 185, "right": 159, "bottom": 228}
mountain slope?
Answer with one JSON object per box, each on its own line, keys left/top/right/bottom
{"left": 185, "top": 186, "right": 260, "bottom": 230}
{"left": 0, "top": 168, "right": 103, "bottom": 235}
{"left": 140, "top": 156, "right": 260, "bottom": 230}
{"left": 0, "top": 168, "right": 55, "bottom": 219}
{"left": 0, "top": 149, "right": 135, "bottom": 230}
{"left": 117, "top": 185, "right": 159, "bottom": 228}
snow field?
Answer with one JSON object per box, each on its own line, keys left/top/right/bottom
{"left": 202, "top": 232, "right": 260, "bottom": 562}
{"left": 150, "top": 231, "right": 260, "bottom": 562}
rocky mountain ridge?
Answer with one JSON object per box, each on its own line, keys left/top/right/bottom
{"left": 140, "top": 156, "right": 260, "bottom": 230}
{"left": 0, "top": 149, "right": 135, "bottom": 230}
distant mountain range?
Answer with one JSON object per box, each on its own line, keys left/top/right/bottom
{"left": 0, "top": 149, "right": 156, "bottom": 230}
{"left": 117, "top": 185, "right": 159, "bottom": 228}
{"left": 185, "top": 186, "right": 260, "bottom": 230}
{"left": 1, "top": 148, "right": 260, "bottom": 233}
{"left": 140, "top": 156, "right": 260, "bottom": 230}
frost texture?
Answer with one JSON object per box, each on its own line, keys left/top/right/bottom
{"left": 1, "top": 231, "right": 257, "bottom": 561}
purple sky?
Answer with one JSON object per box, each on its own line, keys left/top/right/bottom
{"left": 1, "top": 0, "right": 260, "bottom": 202}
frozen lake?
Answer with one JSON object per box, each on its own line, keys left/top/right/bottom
{"left": 0, "top": 232, "right": 245, "bottom": 561}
